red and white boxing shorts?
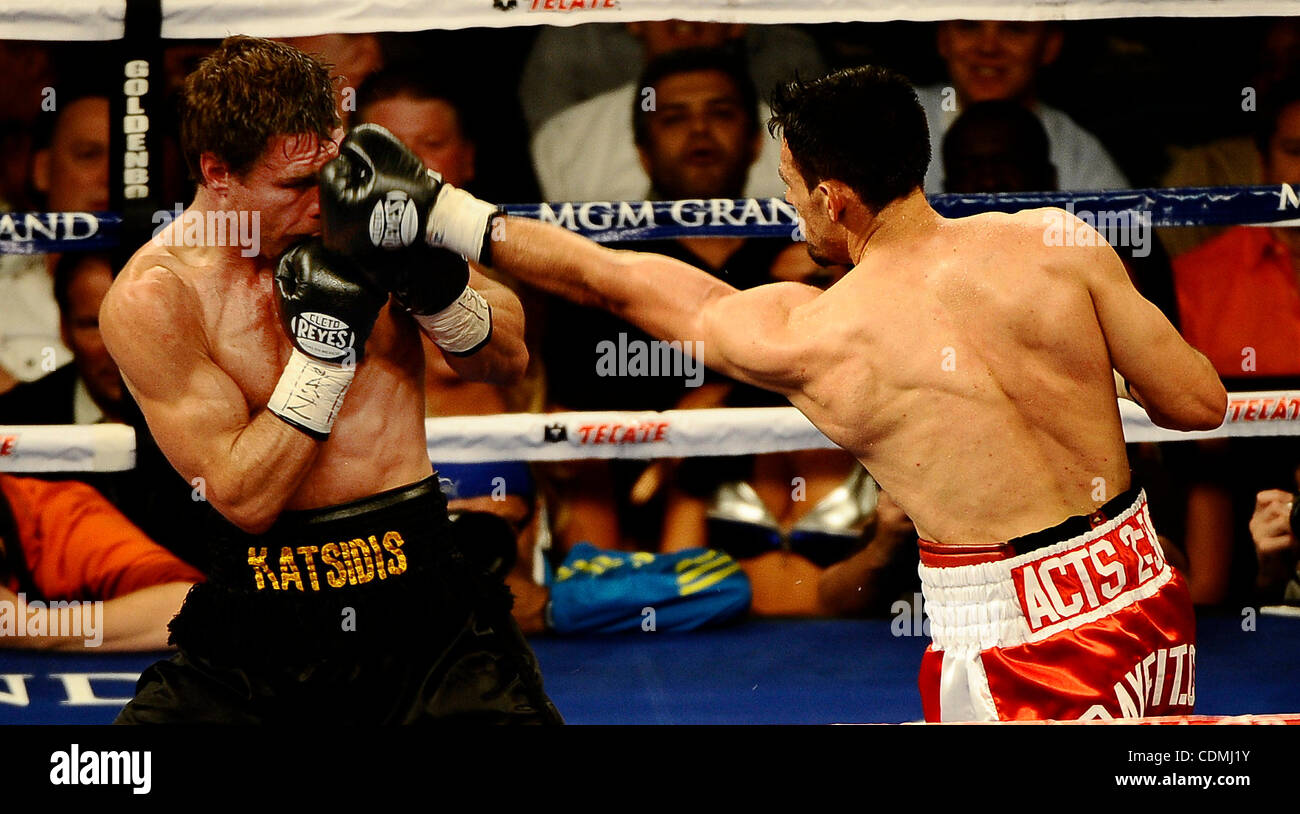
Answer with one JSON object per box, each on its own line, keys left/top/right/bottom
{"left": 918, "top": 486, "right": 1195, "bottom": 722}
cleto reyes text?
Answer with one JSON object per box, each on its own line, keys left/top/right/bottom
{"left": 292, "top": 312, "right": 351, "bottom": 351}
{"left": 1012, "top": 500, "right": 1167, "bottom": 632}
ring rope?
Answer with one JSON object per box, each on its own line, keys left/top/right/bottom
{"left": 1, "top": 394, "right": 1296, "bottom": 472}
{"left": 6, "top": 184, "right": 1300, "bottom": 253}
{"left": 0, "top": 0, "right": 1293, "bottom": 42}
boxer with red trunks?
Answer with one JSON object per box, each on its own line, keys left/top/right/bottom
{"left": 319, "top": 65, "right": 1226, "bottom": 721}
{"left": 918, "top": 485, "right": 1195, "bottom": 721}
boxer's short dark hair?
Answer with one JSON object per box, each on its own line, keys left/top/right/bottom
{"left": 632, "top": 45, "right": 759, "bottom": 148}
{"left": 179, "top": 36, "right": 339, "bottom": 183}
{"left": 768, "top": 65, "right": 930, "bottom": 210}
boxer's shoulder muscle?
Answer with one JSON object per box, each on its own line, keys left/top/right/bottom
{"left": 108, "top": 242, "right": 281, "bottom": 393}
{"left": 953, "top": 209, "right": 1082, "bottom": 271}
{"left": 108, "top": 244, "right": 197, "bottom": 310}
{"left": 102, "top": 251, "right": 205, "bottom": 371}
{"left": 937, "top": 210, "right": 1098, "bottom": 319}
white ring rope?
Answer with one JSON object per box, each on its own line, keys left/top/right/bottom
{"left": 0, "top": 393, "right": 1295, "bottom": 472}
{"left": 0, "top": 0, "right": 1293, "bottom": 41}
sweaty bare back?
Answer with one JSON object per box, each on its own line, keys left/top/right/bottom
{"left": 787, "top": 211, "right": 1139, "bottom": 546}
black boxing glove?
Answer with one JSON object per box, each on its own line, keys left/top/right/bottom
{"left": 320, "top": 125, "right": 496, "bottom": 354}
{"left": 319, "top": 123, "right": 499, "bottom": 266}
{"left": 393, "top": 246, "right": 494, "bottom": 356}
{"left": 268, "top": 239, "right": 387, "bottom": 438}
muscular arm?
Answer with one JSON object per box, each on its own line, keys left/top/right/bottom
{"left": 489, "top": 216, "right": 822, "bottom": 394}
{"left": 1084, "top": 236, "right": 1227, "bottom": 430}
{"left": 101, "top": 269, "right": 319, "bottom": 533}
{"left": 428, "top": 266, "right": 528, "bottom": 385}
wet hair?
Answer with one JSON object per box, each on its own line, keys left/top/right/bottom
{"left": 768, "top": 65, "right": 930, "bottom": 210}
{"left": 633, "top": 45, "right": 759, "bottom": 147}
{"left": 179, "top": 35, "right": 339, "bottom": 183}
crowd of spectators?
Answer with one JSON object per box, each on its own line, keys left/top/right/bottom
{"left": 2, "top": 17, "right": 1299, "bottom": 648}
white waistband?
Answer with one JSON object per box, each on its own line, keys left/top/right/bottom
{"left": 919, "top": 490, "right": 1173, "bottom": 651}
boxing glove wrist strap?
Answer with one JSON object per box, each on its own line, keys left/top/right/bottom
{"left": 414, "top": 286, "right": 493, "bottom": 356}
{"left": 427, "top": 183, "right": 498, "bottom": 264}
{"left": 267, "top": 349, "right": 357, "bottom": 438}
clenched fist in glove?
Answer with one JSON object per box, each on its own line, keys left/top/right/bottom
{"left": 319, "top": 123, "right": 499, "bottom": 264}
{"left": 268, "top": 239, "right": 387, "bottom": 438}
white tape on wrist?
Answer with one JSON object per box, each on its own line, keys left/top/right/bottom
{"left": 427, "top": 184, "right": 497, "bottom": 263}
{"left": 415, "top": 286, "right": 492, "bottom": 354}
{"left": 267, "top": 348, "right": 356, "bottom": 437}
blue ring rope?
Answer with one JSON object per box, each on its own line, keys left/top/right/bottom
{"left": 3, "top": 184, "right": 1297, "bottom": 254}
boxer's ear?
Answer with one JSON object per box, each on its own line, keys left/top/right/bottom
{"left": 198, "top": 152, "right": 231, "bottom": 192}
{"left": 819, "top": 180, "right": 852, "bottom": 223}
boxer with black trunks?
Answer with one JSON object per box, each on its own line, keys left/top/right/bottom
{"left": 102, "top": 36, "right": 560, "bottom": 724}
{"left": 324, "top": 65, "right": 1227, "bottom": 721}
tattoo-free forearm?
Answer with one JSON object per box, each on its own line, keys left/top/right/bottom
{"left": 490, "top": 216, "right": 619, "bottom": 307}
{"left": 490, "top": 216, "right": 734, "bottom": 344}
{"left": 204, "top": 410, "right": 321, "bottom": 533}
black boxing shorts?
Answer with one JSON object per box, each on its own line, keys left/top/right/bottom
{"left": 114, "top": 476, "right": 562, "bottom": 724}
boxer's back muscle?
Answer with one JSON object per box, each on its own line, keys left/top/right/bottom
{"left": 794, "top": 212, "right": 1130, "bottom": 545}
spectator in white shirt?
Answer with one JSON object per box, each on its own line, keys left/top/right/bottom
{"left": 916, "top": 20, "right": 1128, "bottom": 193}
{"left": 529, "top": 21, "right": 823, "bottom": 204}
